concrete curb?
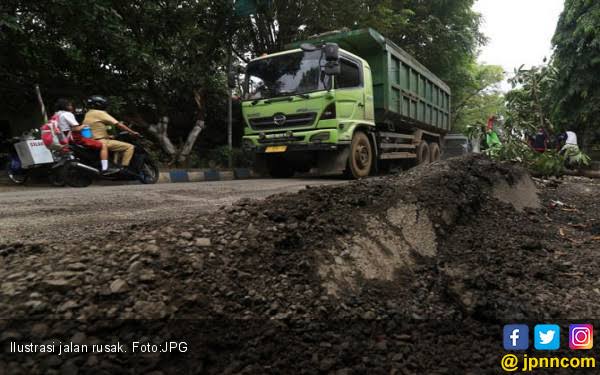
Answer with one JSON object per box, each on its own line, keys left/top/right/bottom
{"left": 158, "top": 168, "right": 254, "bottom": 184}
{"left": 0, "top": 168, "right": 255, "bottom": 187}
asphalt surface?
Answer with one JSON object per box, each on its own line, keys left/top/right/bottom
{"left": 0, "top": 178, "right": 345, "bottom": 244}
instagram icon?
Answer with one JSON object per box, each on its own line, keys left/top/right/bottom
{"left": 569, "top": 324, "right": 593, "bottom": 350}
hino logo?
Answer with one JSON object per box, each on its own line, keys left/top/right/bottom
{"left": 273, "top": 114, "right": 287, "bottom": 125}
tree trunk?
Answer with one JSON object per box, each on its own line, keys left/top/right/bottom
{"left": 124, "top": 88, "right": 208, "bottom": 166}
{"left": 147, "top": 117, "right": 178, "bottom": 157}
{"left": 177, "top": 119, "right": 205, "bottom": 164}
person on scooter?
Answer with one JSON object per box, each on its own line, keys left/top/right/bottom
{"left": 53, "top": 98, "right": 118, "bottom": 175}
{"left": 83, "top": 96, "right": 139, "bottom": 169}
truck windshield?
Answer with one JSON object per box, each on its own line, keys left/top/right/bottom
{"left": 244, "top": 50, "right": 329, "bottom": 100}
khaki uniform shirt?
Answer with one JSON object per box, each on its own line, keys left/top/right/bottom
{"left": 83, "top": 110, "right": 118, "bottom": 140}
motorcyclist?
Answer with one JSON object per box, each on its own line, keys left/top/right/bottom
{"left": 83, "top": 96, "right": 139, "bottom": 169}
{"left": 53, "top": 98, "right": 118, "bottom": 175}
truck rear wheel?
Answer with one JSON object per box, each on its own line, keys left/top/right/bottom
{"left": 346, "top": 131, "right": 372, "bottom": 179}
{"left": 416, "top": 141, "right": 430, "bottom": 165}
{"left": 429, "top": 142, "right": 441, "bottom": 162}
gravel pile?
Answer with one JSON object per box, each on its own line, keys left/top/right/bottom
{"left": 1, "top": 155, "right": 599, "bottom": 374}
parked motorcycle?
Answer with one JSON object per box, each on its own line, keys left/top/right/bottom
{"left": 1, "top": 136, "right": 67, "bottom": 186}
{"left": 61, "top": 132, "right": 159, "bottom": 187}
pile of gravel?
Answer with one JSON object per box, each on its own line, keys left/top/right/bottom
{"left": 2, "top": 155, "right": 598, "bottom": 374}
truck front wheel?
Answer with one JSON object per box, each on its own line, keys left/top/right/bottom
{"left": 346, "top": 131, "right": 372, "bottom": 179}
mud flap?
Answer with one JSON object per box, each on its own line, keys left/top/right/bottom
{"left": 253, "top": 153, "right": 269, "bottom": 177}
{"left": 315, "top": 147, "right": 350, "bottom": 176}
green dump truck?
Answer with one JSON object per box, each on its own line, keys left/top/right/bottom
{"left": 241, "top": 28, "right": 451, "bottom": 178}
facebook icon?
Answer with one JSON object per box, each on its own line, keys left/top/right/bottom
{"left": 503, "top": 324, "right": 529, "bottom": 350}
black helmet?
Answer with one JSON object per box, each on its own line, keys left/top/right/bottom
{"left": 86, "top": 95, "right": 108, "bottom": 110}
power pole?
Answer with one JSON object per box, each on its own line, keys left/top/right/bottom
{"left": 227, "top": 40, "right": 233, "bottom": 170}
{"left": 227, "top": 0, "right": 235, "bottom": 170}
{"left": 229, "top": 0, "right": 261, "bottom": 168}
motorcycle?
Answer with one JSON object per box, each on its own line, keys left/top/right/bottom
{"left": 61, "top": 131, "right": 160, "bottom": 187}
{"left": 1, "top": 136, "right": 67, "bottom": 186}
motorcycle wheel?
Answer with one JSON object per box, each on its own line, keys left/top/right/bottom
{"left": 5, "top": 161, "right": 28, "bottom": 184}
{"left": 48, "top": 169, "right": 66, "bottom": 187}
{"left": 63, "top": 162, "right": 93, "bottom": 188}
{"left": 139, "top": 158, "right": 159, "bottom": 184}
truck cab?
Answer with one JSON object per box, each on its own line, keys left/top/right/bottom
{"left": 242, "top": 47, "right": 375, "bottom": 178}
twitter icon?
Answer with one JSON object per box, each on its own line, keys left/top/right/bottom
{"left": 535, "top": 324, "right": 560, "bottom": 350}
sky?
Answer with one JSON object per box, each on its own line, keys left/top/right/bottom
{"left": 474, "top": 0, "right": 565, "bottom": 91}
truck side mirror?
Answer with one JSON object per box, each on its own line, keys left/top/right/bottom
{"left": 323, "top": 43, "right": 340, "bottom": 76}
{"left": 324, "top": 43, "right": 339, "bottom": 62}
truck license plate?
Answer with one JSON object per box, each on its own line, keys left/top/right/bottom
{"left": 265, "top": 146, "right": 287, "bottom": 153}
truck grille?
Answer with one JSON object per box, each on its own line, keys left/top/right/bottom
{"left": 249, "top": 112, "right": 317, "bottom": 130}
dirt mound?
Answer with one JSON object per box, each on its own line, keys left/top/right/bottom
{"left": 1, "top": 155, "right": 599, "bottom": 374}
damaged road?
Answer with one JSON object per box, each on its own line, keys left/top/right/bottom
{"left": 0, "top": 178, "right": 345, "bottom": 243}
{"left": 1, "top": 155, "right": 599, "bottom": 374}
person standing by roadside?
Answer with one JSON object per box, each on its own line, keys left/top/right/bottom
{"left": 484, "top": 115, "right": 502, "bottom": 153}
{"left": 83, "top": 96, "right": 138, "bottom": 169}
{"left": 559, "top": 130, "right": 581, "bottom": 166}
{"left": 529, "top": 127, "right": 549, "bottom": 153}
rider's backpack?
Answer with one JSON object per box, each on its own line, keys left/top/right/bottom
{"left": 40, "top": 113, "right": 69, "bottom": 150}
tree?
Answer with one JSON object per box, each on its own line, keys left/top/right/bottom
{"left": 505, "top": 65, "right": 557, "bottom": 134}
{"left": 452, "top": 63, "right": 505, "bottom": 132}
{"left": 492, "top": 64, "right": 590, "bottom": 176}
{"left": 551, "top": 0, "right": 600, "bottom": 137}
{"left": 232, "top": 0, "right": 407, "bottom": 55}
{"left": 0, "top": 0, "right": 232, "bottom": 164}
{"left": 385, "top": 0, "right": 486, "bottom": 105}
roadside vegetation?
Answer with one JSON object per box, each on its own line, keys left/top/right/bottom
{"left": 1, "top": 0, "right": 488, "bottom": 166}
{"left": 0, "top": 0, "right": 597, "bottom": 171}
{"left": 471, "top": 0, "right": 599, "bottom": 176}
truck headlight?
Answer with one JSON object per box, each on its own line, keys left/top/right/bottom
{"left": 310, "top": 132, "right": 330, "bottom": 143}
{"left": 243, "top": 139, "right": 255, "bottom": 150}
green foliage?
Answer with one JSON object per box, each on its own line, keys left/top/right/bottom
{"left": 526, "top": 148, "right": 588, "bottom": 177}
{"left": 562, "top": 144, "right": 591, "bottom": 167}
{"left": 0, "top": 0, "right": 231, "bottom": 137}
{"left": 484, "top": 135, "right": 566, "bottom": 177}
{"left": 489, "top": 64, "right": 562, "bottom": 176}
{"left": 570, "top": 151, "right": 591, "bottom": 166}
{"left": 453, "top": 63, "right": 505, "bottom": 132}
{"left": 494, "top": 0, "right": 598, "bottom": 173}
{"left": 530, "top": 150, "right": 565, "bottom": 177}
{"left": 384, "top": 0, "right": 487, "bottom": 119}
{"left": 205, "top": 146, "right": 253, "bottom": 168}
{"left": 484, "top": 136, "right": 530, "bottom": 163}
{"left": 551, "top": 0, "right": 600, "bottom": 134}
{"left": 505, "top": 65, "right": 557, "bottom": 134}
